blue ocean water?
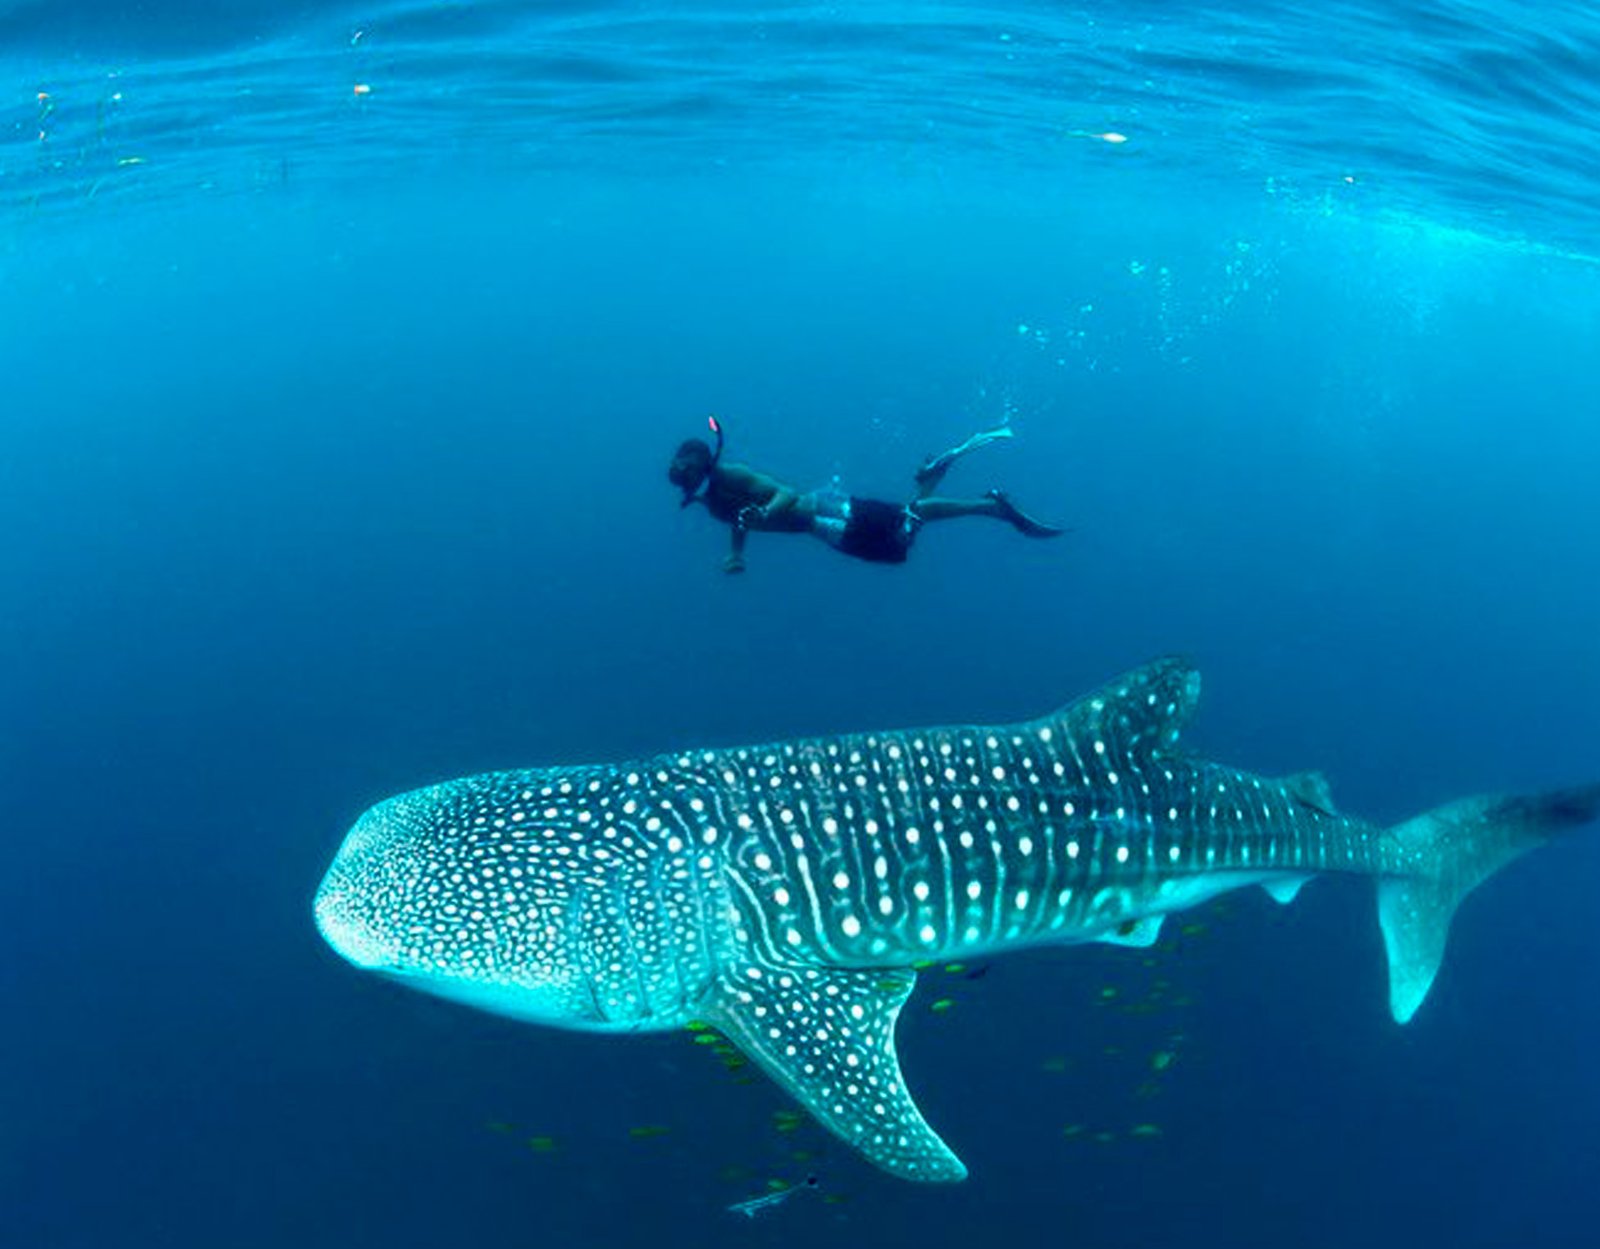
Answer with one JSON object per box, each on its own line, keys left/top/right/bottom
{"left": 4, "top": 2, "right": 1600, "bottom": 1246}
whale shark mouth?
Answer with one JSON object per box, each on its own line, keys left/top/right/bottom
{"left": 313, "top": 877, "right": 397, "bottom": 971}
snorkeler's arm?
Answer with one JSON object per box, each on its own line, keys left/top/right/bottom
{"left": 725, "top": 519, "right": 748, "bottom": 573}
{"left": 756, "top": 485, "right": 800, "bottom": 522}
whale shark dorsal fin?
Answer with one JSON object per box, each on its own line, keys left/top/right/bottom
{"left": 705, "top": 962, "right": 967, "bottom": 1183}
{"left": 1049, "top": 657, "right": 1202, "bottom": 758}
{"left": 1283, "top": 771, "right": 1339, "bottom": 816}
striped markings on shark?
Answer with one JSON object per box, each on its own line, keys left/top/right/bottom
{"left": 314, "top": 658, "right": 1600, "bottom": 1182}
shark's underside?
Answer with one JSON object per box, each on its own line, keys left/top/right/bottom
{"left": 314, "top": 659, "right": 1598, "bottom": 1180}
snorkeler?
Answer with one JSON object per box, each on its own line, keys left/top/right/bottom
{"left": 669, "top": 417, "right": 1064, "bottom": 573}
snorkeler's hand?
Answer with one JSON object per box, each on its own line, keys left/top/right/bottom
{"left": 723, "top": 553, "right": 747, "bottom": 574}
{"left": 737, "top": 504, "right": 764, "bottom": 529}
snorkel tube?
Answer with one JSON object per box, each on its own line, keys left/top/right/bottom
{"left": 707, "top": 413, "right": 725, "bottom": 468}
{"left": 678, "top": 414, "right": 726, "bottom": 507}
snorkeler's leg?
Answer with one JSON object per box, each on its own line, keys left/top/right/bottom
{"left": 911, "top": 492, "right": 1065, "bottom": 537}
{"left": 914, "top": 423, "right": 1015, "bottom": 496}
{"left": 910, "top": 496, "right": 1004, "bottom": 522}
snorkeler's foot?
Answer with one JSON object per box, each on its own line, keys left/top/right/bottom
{"left": 986, "top": 488, "right": 1065, "bottom": 538}
{"left": 915, "top": 423, "right": 1015, "bottom": 487}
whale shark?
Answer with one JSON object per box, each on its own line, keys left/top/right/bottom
{"left": 314, "top": 658, "right": 1598, "bottom": 1181}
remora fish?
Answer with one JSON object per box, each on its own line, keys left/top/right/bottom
{"left": 314, "top": 659, "right": 1597, "bottom": 1181}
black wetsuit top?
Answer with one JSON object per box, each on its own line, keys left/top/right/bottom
{"left": 703, "top": 469, "right": 811, "bottom": 534}
{"left": 701, "top": 472, "right": 745, "bottom": 526}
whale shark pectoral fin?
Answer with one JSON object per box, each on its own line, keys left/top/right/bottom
{"left": 704, "top": 962, "right": 967, "bottom": 1183}
{"left": 1096, "top": 915, "right": 1164, "bottom": 947}
{"left": 1048, "top": 657, "right": 1202, "bottom": 757}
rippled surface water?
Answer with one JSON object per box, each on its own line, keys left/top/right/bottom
{"left": 4, "top": 1, "right": 1600, "bottom": 253}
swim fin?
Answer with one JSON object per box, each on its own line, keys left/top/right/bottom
{"left": 986, "top": 489, "right": 1066, "bottom": 538}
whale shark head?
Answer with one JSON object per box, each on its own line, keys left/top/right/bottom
{"left": 313, "top": 783, "right": 602, "bottom": 1027}
{"left": 313, "top": 799, "right": 415, "bottom": 972}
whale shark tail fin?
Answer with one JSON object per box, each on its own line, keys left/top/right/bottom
{"left": 1378, "top": 783, "right": 1600, "bottom": 1024}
